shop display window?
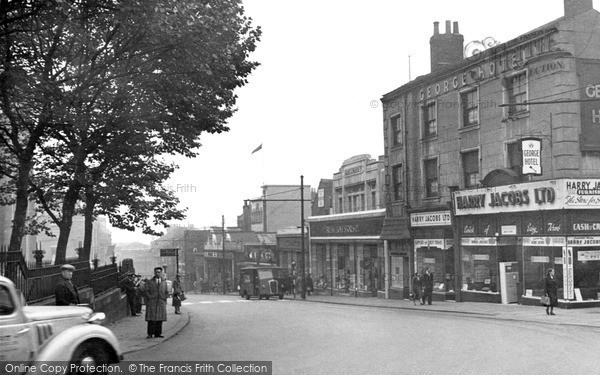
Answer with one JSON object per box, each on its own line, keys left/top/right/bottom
{"left": 522, "top": 246, "right": 563, "bottom": 297}
{"left": 417, "top": 247, "right": 455, "bottom": 292}
{"left": 461, "top": 247, "right": 498, "bottom": 292}
{"left": 573, "top": 247, "right": 600, "bottom": 300}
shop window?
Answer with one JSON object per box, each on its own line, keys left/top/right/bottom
{"left": 391, "top": 114, "right": 402, "bottom": 146}
{"left": 461, "top": 150, "right": 480, "bottom": 188}
{"left": 422, "top": 101, "right": 437, "bottom": 138}
{"left": 506, "top": 72, "right": 528, "bottom": 116}
{"left": 461, "top": 88, "right": 479, "bottom": 127}
{"left": 392, "top": 164, "right": 403, "bottom": 201}
{"left": 336, "top": 244, "right": 351, "bottom": 291}
{"left": 416, "top": 246, "right": 455, "bottom": 292}
{"left": 360, "top": 245, "right": 379, "bottom": 292}
{"left": 522, "top": 246, "right": 563, "bottom": 297}
{"left": 315, "top": 244, "right": 328, "bottom": 288}
{"left": 424, "top": 158, "right": 439, "bottom": 198}
{"left": 574, "top": 248, "right": 600, "bottom": 300}
{"left": 461, "top": 247, "right": 499, "bottom": 293}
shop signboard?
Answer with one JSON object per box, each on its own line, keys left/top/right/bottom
{"left": 414, "top": 239, "right": 445, "bottom": 248}
{"left": 521, "top": 138, "right": 542, "bottom": 175}
{"left": 522, "top": 237, "right": 566, "bottom": 247}
{"left": 410, "top": 211, "right": 451, "bottom": 227}
{"left": 578, "top": 250, "right": 600, "bottom": 261}
{"left": 461, "top": 237, "right": 498, "bottom": 246}
{"left": 310, "top": 214, "right": 385, "bottom": 238}
{"left": 567, "top": 236, "right": 600, "bottom": 246}
{"left": 530, "top": 256, "right": 550, "bottom": 263}
{"left": 453, "top": 178, "right": 600, "bottom": 216}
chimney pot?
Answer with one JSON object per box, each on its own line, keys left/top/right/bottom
{"left": 453, "top": 21, "right": 459, "bottom": 34}
{"left": 445, "top": 20, "right": 451, "bottom": 34}
{"left": 433, "top": 21, "right": 439, "bottom": 35}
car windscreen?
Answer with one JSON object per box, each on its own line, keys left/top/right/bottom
{"left": 257, "top": 269, "right": 275, "bottom": 279}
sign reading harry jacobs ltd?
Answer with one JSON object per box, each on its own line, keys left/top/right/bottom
{"left": 410, "top": 211, "right": 452, "bottom": 227}
{"left": 454, "top": 179, "right": 600, "bottom": 216}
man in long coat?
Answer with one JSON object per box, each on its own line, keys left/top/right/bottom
{"left": 142, "top": 267, "right": 168, "bottom": 338}
{"left": 421, "top": 267, "right": 434, "bottom": 305}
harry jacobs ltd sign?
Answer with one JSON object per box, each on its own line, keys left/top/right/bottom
{"left": 453, "top": 179, "right": 600, "bottom": 216}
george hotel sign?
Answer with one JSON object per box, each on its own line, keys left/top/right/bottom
{"left": 454, "top": 179, "right": 600, "bottom": 216}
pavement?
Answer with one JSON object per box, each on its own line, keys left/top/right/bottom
{"left": 106, "top": 292, "right": 600, "bottom": 356}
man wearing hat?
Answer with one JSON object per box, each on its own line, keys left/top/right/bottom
{"left": 55, "top": 264, "right": 80, "bottom": 306}
{"left": 123, "top": 272, "right": 139, "bottom": 316}
{"left": 142, "top": 267, "right": 168, "bottom": 338}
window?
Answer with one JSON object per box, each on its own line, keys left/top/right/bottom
{"left": 462, "top": 150, "right": 480, "bottom": 188}
{"left": 391, "top": 114, "right": 402, "bottom": 146}
{"left": 507, "top": 72, "right": 527, "bottom": 116}
{"left": 422, "top": 102, "right": 437, "bottom": 138}
{"left": 461, "top": 89, "right": 479, "bottom": 127}
{"left": 424, "top": 158, "right": 438, "bottom": 198}
{"left": 392, "top": 164, "right": 403, "bottom": 201}
{"left": 507, "top": 142, "right": 522, "bottom": 176}
{"left": 0, "top": 286, "right": 15, "bottom": 315}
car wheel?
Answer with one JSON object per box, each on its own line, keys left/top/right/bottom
{"left": 279, "top": 294, "right": 284, "bottom": 300}
{"left": 243, "top": 291, "right": 250, "bottom": 300}
{"left": 265, "top": 295, "right": 270, "bottom": 300}
{"left": 70, "top": 341, "right": 110, "bottom": 375}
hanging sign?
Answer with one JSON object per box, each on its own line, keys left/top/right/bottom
{"left": 522, "top": 138, "right": 542, "bottom": 175}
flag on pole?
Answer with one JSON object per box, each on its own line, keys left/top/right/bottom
{"left": 251, "top": 143, "right": 263, "bottom": 155}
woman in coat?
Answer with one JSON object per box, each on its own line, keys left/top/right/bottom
{"left": 412, "top": 273, "right": 422, "bottom": 306}
{"left": 172, "top": 274, "right": 183, "bottom": 315}
{"left": 544, "top": 268, "right": 558, "bottom": 315}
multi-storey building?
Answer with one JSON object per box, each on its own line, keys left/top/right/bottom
{"left": 307, "top": 154, "right": 385, "bottom": 297}
{"left": 247, "top": 185, "right": 312, "bottom": 233}
{"left": 381, "top": 0, "right": 600, "bottom": 306}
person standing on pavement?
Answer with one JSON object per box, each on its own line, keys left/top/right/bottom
{"left": 134, "top": 274, "right": 143, "bottom": 314}
{"left": 421, "top": 268, "right": 434, "bottom": 305}
{"left": 142, "top": 267, "right": 168, "bottom": 338}
{"left": 412, "top": 272, "right": 422, "bottom": 305}
{"left": 544, "top": 268, "right": 558, "bottom": 316}
{"left": 172, "top": 274, "right": 183, "bottom": 315}
{"left": 55, "top": 264, "right": 80, "bottom": 306}
{"left": 123, "top": 272, "right": 139, "bottom": 316}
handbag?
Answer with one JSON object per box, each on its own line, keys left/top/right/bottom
{"left": 179, "top": 292, "right": 187, "bottom": 301}
{"left": 540, "top": 295, "right": 550, "bottom": 306}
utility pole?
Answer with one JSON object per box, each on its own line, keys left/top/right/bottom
{"left": 300, "top": 175, "right": 306, "bottom": 300}
{"left": 222, "top": 215, "right": 226, "bottom": 295}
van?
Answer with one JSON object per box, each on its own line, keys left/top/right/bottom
{"left": 238, "top": 265, "right": 285, "bottom": 300}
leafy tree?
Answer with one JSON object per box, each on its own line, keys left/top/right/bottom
{"left": 0, "top": 0, "right": 260, "bottom": 263}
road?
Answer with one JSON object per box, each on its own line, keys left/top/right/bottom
{"left": 125, "top": 293, "right": 600, "bottom": 374}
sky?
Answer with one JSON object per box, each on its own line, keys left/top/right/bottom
{"left": 109, "top": 0, "right": 600, "bottom": 244}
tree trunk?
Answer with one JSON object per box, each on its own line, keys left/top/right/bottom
{"left": 53, "top": 180, "right": 82, "bottom": 264}
{"left": 8, "top": 160, "right": 33, "bottom": 254}
{"left": 82, "top": 187, "right": 97, "bottom": 262}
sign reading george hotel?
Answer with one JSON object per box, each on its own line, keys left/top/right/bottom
{"left": 410, "top": 211, "right": 451, "bottom": 227}
{"left": 454, "top": 179, "right": 600, "bottom": 216}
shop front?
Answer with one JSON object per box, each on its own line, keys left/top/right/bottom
{"left": 410, "top": 210, "right": 455, "bottom": 301}
{"left": 454, "top": 178, "right": 600, "bottom": 307}
{"left": 308, "top": 209, "right": 385, "bottom": 297}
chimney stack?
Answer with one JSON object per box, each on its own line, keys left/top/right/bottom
{"left": 564, "top": 0, "right": 594, "bottom": 18}
{"left": 430, "top": 20, "right": 464, "bottom": 73}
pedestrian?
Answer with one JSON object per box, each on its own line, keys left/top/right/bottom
{"left": 142, "top": 267, "right": 168, "bottom": 338}
{"left": 134, "top": 274, "right": 143, "bottom": 314}
{"left": 193, "top": 280, "right": 198, "bottom": 294}
{"left": 306, "top": 273, "right": 314, "bottom": 296}
{"left": 123, "top": 272, "right": 139, "bottom": 316}
{"left": 421, "top": 268, "right": 434, "bottom": 305}
{"left": 544, "top": 268, "right": 558, "bottom": 316}
{"left": 412, "top": 272, "right": 422, "bottom": 305}
{"left": 55, "top": 264, "right": 80, "bottom": 306}
{"left": 172, "top": 274, "right": 183, "bottom": 315}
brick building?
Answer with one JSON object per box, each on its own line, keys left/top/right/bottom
{"left": 381, "top": 0, "right": 600, "bottom": 305}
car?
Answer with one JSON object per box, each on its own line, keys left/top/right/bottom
{"left": 0, "top": 275, "right": 123, "bottom": 373}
